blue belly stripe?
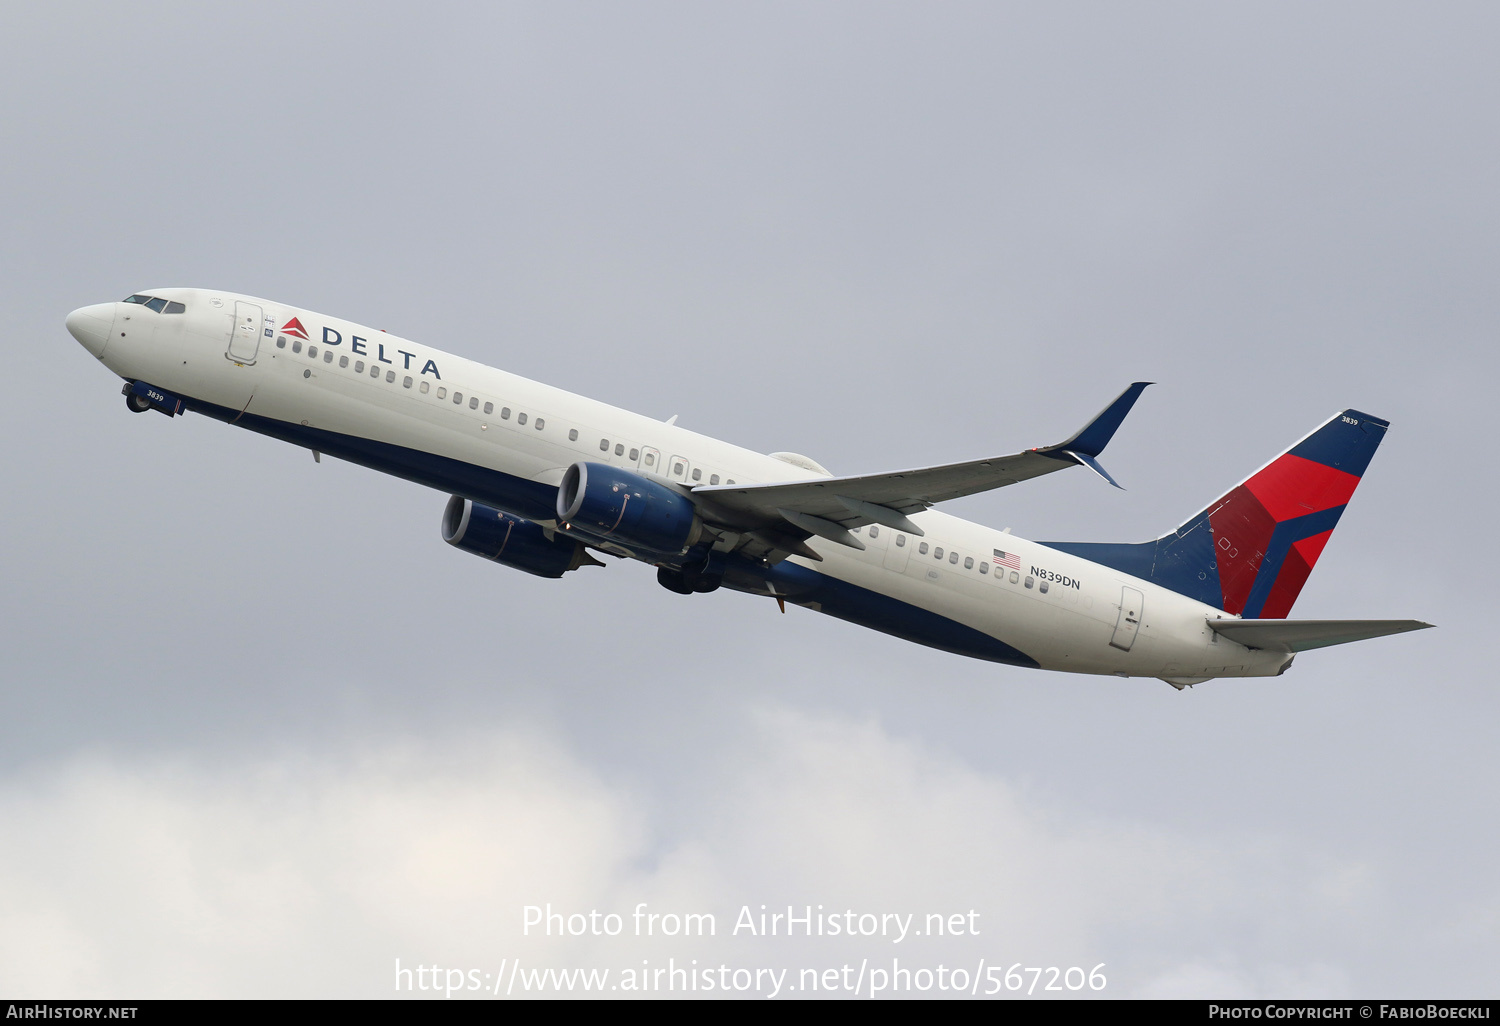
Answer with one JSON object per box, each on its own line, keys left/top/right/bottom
{"left": 188, "top": 395, "right": 559, "bottom": 522}
{"left": 185, "top": 394, "right": 1040, "bottom": 669}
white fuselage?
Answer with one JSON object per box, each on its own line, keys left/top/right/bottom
{"left": 70, "top": 288, "right": 1289, "bottom": 682}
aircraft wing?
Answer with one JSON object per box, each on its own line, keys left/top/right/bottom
{"left": 691, "top": 382, "right": 1151, "bottom": 559}
{"left": 1208, "top": 618, "right": 1433, "bottom": 653}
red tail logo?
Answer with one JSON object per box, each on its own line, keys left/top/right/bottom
{"left": 280, "top": 317, "right": 310, "bottom": 341}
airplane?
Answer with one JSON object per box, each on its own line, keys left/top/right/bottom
{"left": 64, "top": 289, "right": 1430, "bottom": 689}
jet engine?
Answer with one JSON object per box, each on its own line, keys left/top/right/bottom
{"left": 555, "top": 462, "right": 703, "bottom": 555}
{"left": 441, "top": 496, "right": 602, "bottom": 578}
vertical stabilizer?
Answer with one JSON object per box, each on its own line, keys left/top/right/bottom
{"left": 1044, "top": 410, "right": 1388, "bottom": 618}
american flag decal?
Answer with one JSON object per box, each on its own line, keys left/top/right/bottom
{"left": 993, "top": 549, "right": 1021, "bottom": 571}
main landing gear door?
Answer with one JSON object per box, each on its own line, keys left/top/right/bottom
{"left": 1110, "top": 586, "right": 1144, "bottom": 651}
{"left": 227, "top": 301, "right": 262, "bottom": 364}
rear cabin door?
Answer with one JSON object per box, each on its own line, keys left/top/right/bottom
{"left": 227, "top": 301, "right": 262, "bottom": 364}
{"left": 1110, "top": 586, "right": 1144, "bottom": 651}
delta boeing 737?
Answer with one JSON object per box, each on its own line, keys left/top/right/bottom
{"left": 64, "top": 289, "right": 1429, "bottom": 688}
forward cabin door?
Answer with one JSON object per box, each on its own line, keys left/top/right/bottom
{"left": 1110, "top": 586, "right": 1144, "bottom": 651}
{"left": 227, "top": 301, "right": 263, "bottom": 364}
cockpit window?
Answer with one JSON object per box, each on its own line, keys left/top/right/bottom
{"left": 122, "top": 294, "right": 185, "bottom": 313}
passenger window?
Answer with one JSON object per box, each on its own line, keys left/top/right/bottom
{"left": 469, "top": 397, "right": 479, "bottom": 410}
{"left": 535, "top": 418, "right": 544, "bottom": 430}
{"left": 356, "top": 361, "right": 365, "bottom": 373}
{"left": 726, "top": 479, "right": 734, "bottom": 485}
{"left": 709, "top": 474, "right": 719, "bottom": 485}
{"left": 436, "top": 386, "right": 445, "bottom": 398}
{"left": 949, "top": 551, "right": 959, "bottom": 564}
{"left": 569, "top": 429, "right": 578, "bottom": 441}
{"left": 964, "top": 556, "right": 973, "bottom": 569}
{"left": 386, "top": 370, "right": 395, "bottom": 383}
{"left": 484, "top": 402, "right": 493, "bottom": 414}
{"left": 144, "top": 297, "right": 168, "bottom": 312}
{"left": 615, "top": 444, "right": 624, "bottom": 456}
{"left": 420, "top": 381, "right": 429, "bottom": 394}
{"left": 691, "top": 468, "right": 701, "bottom": 481}
{"left": 453, "top": 392, "right": 463, "bottom": 404}
{"left": 501, "top": 408, "right": 510, "bottom": 419}
{"left": 918, "top": 542, "right": 929, "bottom": 554}
{"left": 673, "top": 462, "right": 684, "bottom": 475}
{"left": 979, "top": 562, "right": 989, "bottom": 574}
{"left": 325, "top": 351, "right": 334, "bottom": 363}
{"left": 292, "top": 341, "right": 302, "bottom": 353}
{"left": 1010, "top": 571, "right": 1019, "bottom": 584}
{"left": 276, "top": 337, "right": 286, "bottom": 349}
{"left": 370, "top": 365, "right": 380, "bottom": 377}
{"left": 629, "top": 448, "right": 639, "bottom": 461}
{"left": 600, "top": 439, "right": 610, "bottom": 451}
{"left": 309, "top": 346, "right": 318, "bottom": 359}
{"left": 164, "top": 301, "right": 185, "bottom": 314}
{"left": 1039, "top": 580, "right": 1049, "bottom": 593}
{"left": 517, "top": 412, "right": 527, "bottom": 425}
{"left": 869, "top": 525, "right": 879, "bottom": 538}
{"left": 896, "top": 535, "right": 906, "bottom": 547}
{"left": 403, "top": 376, "right": 413, "bottom": 388}
{"left": 339, "top": 355, "right": 348, "bottom": 368}
{"left": 1024, "top": 576, "right": 1034, "bottom": 589}
{"left": 934, "top": 547, "right": 944, "bottom": 559}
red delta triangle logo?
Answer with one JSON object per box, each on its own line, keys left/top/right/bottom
{"left": 280, "top": 317, "right": 310, "bottom": 341}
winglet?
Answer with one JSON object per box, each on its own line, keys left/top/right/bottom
{"left": 1064, "top": 450, "right": 1124, "bottom": 489}
{"left": 1046, "top": 382, "right": 1152, "bottom": 458}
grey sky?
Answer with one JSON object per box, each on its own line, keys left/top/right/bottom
{"left": 1, "top": 1, "right": 1495, "bottom": 997}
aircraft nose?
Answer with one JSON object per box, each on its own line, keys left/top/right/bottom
{"left": 66, "top": 303, "right": 115, "bottom": 357}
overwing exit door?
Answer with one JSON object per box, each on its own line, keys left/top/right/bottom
{"left": 882, "top": 530, "right": 912, "bottom": 572}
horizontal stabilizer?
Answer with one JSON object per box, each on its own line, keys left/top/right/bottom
{"left": 1208, "top": 618, "right": 1432, "bottom": 653}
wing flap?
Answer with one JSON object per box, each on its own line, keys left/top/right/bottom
{"left": 695, "top": 450, "right": 1060, "bottom": 525}
{"left": 1208, "top": 618, "right": 1433, "bottom": 653}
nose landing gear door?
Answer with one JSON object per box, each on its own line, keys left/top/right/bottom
{"left": 227, "top": 301, "right": 263, "bottom": 365}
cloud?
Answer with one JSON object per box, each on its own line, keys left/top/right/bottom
{"left": 0, "top": 707, "right": 1423, "bottom": 998}
{"left": 0, "top": 733, "right": 639, "bottom": 997}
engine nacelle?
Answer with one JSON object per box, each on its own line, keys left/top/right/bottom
{"left": 556, "top": 462, "right": 702, "bottom": 555}
{"left": 441, "top": 496, "right": 600, "bottom": 578}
